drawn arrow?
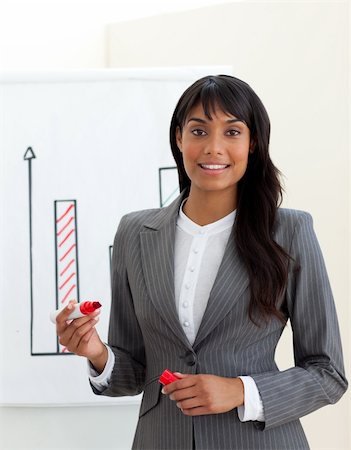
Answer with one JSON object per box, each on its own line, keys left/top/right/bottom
{"left": 24, "top": 147, "right": 36, "bottom": 355}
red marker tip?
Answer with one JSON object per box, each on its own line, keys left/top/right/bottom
{"left": 92, "top": 301, "right": 102, "bottom": 309}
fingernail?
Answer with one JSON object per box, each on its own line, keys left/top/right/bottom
{"left": 161, "top": 388, "right": 165, "bottom": 394}
{"left": 67, "top": 303, "right": 73, "bottom": 310}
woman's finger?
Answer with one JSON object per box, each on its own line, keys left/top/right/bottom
{"left": 169, "top": 386, "right": 197, "bottom": 402}
{"left": 61, "top": 317, "right": 99, "bottom": 350}
{"left": 56, "top": 300, "right": 77, "bottom": 333}
{"left": 75, "top": 327, "right": 96, "bottom": 354}
{"left": 176, "top": 396, "right": 202, "bottom": 411}
{"left": 58, "top": 310, "right": 100, "bottom": 343}
{"left": 162, "top": 375, "right": 196, "bottom": 395}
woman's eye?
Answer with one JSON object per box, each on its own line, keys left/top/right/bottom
{"left": 191, "top": 129, "right": 207, "bottom": 136}
{"left": 227, "top": 129, "right": 240, "bottom": 136}
{"left": 190, "top": 129, "right": 240, "bottom": 137}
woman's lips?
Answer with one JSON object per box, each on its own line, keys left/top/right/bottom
{"left": 199, "top": 164, "right": 229, "bottom": 170}
{"left": 198, "top": 163, "right": 230, "bottom": 174}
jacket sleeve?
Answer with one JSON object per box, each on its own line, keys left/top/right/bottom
{"left": 90, "top": 215, "right": 146, "bottom": 397}
{"left": 251, "top": 211, "right": 348, "bottom": 430}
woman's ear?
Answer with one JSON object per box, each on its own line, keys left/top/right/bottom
{"left": 249, "top": 137, "right": 257, "bottom": 153}
{"left": 176, "top": 126, "right": 183, "bottom": 152}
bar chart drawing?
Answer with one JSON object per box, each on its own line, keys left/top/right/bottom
{"left": 158, "top": 166, "right": 179, "bottom": 207}
{"left": 26, "top": 161, "right": 179, "bottom": 355}
{"left": 24, "top": 149, "right": 80, "bottom": 355}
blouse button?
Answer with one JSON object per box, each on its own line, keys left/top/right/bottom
{"left": 189, "top": 266, "right": 195, "bottom": 272}
{"left": 193, "top": 248, "right": 199, "bottom": 254}
{"left": 182, "top": 301, "right": 189, "bottom": 308}
{"left": 183, "top": 321, "right": 190, "bottom": 327}
{"left": 185, "top": 283, "right": 190, "bottom": 289}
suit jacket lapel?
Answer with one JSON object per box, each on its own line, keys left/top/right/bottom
{"left": 140, "top": 192, "right": 250, "bottom": 351}
{"left": 193, "top": 227, "right": 250, "bottom": 349}
{"left": 140, "top": 192, "right": 193, "bottom": 350}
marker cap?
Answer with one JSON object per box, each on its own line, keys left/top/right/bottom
{"left": 159, "top": 369, "right": 180, "bottom": 385}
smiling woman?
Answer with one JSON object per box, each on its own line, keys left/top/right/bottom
{"left": 175, "top": 104, "right": 252, "bottom": 224}
{"left": 170, "top": 75, "right": 289, "bottom": 325}
{"left": 55, "top": 74, "right": 348, "bottom": 450}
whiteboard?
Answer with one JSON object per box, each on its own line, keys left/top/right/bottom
{"left": 0, "top": 66, "right": 232, "bottom": 406}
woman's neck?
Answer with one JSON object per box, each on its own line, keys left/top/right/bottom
{"left": 183, "top": 189, "right": 237, "bottom": 226}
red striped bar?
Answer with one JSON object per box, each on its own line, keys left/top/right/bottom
{"left": 54, "top": 200, "right": 80, "bottom": 353}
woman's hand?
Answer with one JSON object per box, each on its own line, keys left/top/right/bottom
{"left": 56, "top": 300, "right": 108, "bottom": 373}
{"left": 162, "top": 373, "right": 244, "bottom": 416}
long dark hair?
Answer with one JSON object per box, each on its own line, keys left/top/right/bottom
{"left": 169, "top": 74, "right": 291, "bottom": 325}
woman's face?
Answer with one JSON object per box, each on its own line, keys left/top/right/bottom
{"left": 176, "top": 102, "right": 252, "bottom": 199}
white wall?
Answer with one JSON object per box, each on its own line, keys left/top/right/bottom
{"left": 0, "top": 1, "right": 350, "bottom": 450}
{"left": 0, "top": 0, "right": 240, "bottom": 70}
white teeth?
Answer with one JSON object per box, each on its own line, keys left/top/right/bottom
{"left": 200, "top": 164, "right": 228, "bottom": 170}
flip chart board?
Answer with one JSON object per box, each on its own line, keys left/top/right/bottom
{"left": 0, "top": 66, "right": 231, "bottom": 405}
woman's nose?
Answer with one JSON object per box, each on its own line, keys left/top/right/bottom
{"left": 204, "top": 134, "right": 225, "bottom": 155}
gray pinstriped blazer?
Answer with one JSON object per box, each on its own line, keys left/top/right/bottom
{"left": 91, "top": 192, "right": 348, "bottom": 449}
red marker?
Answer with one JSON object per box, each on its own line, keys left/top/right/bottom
{"left": 159, "top": 369, "right": 180, "bottom": 385}
{"left": 50, "top": 301, "right": 101, "bottom": 323}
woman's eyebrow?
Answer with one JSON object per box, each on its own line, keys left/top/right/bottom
{"left": 187, "top": 117, "right": 244, "bottom": 125}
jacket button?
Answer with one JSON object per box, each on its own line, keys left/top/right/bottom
{"left": 181, "top": 351, "right": 197, "bottom": 366}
